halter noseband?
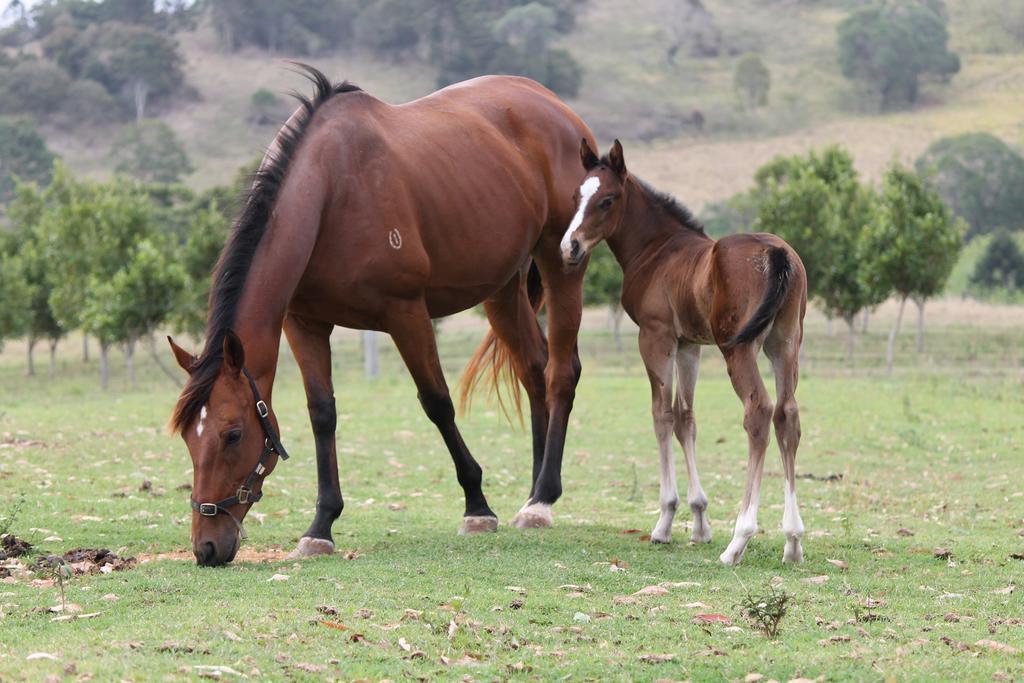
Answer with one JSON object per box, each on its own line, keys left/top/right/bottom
{"left": 190, "top": 368, "right": 289, "bottom": 529}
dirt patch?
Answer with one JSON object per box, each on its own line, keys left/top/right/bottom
{"left": 138, "top": 547, "right": 290, "bottom": 563}
{"left": 33, "top": 548, "right": 136, "bottom": 575}
{"left": 0, "top": 533, "right": 32, "bottom": 560}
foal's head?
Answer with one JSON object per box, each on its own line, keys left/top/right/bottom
{"left": 560, "top": 138, "right": 629, "bottom": 268}
{"left": 168, "top": 332, "right": 284, "bottom": 566}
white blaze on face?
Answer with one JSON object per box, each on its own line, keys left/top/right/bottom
{"left": 561, "top": 176, "right": 601, "bottom": 258}
{"left": 196, "top": 405, "right": 207, "bottom": 438}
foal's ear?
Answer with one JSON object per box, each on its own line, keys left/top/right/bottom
{"left": 222, "top": 330, "right": 245, "bottom": 376}
{"left": 167, "top": 336, "right": 195, "bottom": 374}
{"left": 580, "top": 138, "right": 600, "bottom": 171}
{"left": 608, "top": 139, "right": 627, "bottom": 177}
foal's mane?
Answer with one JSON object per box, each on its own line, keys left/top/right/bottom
{"left": 632, "top": 175, "right": 705, "bottom": 236}
{"left": 171, "top": 64, "right": 360, "bottom": 433}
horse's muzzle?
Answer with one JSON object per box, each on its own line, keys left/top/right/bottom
{"left": 193, "top": 535, "right": 240, "bottom": 567}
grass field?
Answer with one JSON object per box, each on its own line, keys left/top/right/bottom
{"left": 1, "top": 301, "right": 1023, "bottom": 681}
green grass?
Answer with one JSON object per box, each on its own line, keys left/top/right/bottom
{"left": 1, "top": 308, "right": 1023, "bottom": 680}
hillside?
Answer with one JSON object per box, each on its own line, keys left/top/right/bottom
{"left": 41, "top": 0, "right": 1024, "bottom": 211}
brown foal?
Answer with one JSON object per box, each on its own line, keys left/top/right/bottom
{"left": 562, "top": 140, "right": 808, "bottom": 565}
{"left": 168, "top": 65, "right": 595, "bottom": 566}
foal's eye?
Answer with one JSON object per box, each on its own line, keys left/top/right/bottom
{"left": 224, "top": 429, "right": 243, "bottom": 446}
{"left": 599, "top": 196, "right": 615, "bottom": 209}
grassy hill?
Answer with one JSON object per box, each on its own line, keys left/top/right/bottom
{"left": 43, "top": 0, "right": 1024, "bottom": 213}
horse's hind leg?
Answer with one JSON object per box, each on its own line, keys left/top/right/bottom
{"left": 387, "top": 299, "right": 498, "bottom": 533}
{"left": 765, "top": 331, "right": 805, "bottom": 563}
{"left": 719, "top": 345, "right": 773, "bottom": 566}
{"left": 283, "top": 314, "right": 342, "bottom": 558}
{"left": 675, "top": 343, "right": 711, "bottom": 543}
{"left": 639, "top": 324, "right": 680, "bottom": 544}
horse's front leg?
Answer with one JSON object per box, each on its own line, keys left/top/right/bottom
{"left": 284, "top": 315, "right": 343, "bottom": 558}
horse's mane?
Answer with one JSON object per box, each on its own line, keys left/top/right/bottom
{"left": 633, "top": 177, "right": 705, "bottom": 235}
{"left": 171, "top": 64, "right": 360, "bottom": 433}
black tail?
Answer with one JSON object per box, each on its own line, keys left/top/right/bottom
{"left": 724, "top": 247, "right": 792, "bottom": 349}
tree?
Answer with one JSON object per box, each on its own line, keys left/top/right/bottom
{"left": 0, "top": 59, "right": 72, "bottom": 121}
{"left": 0, "top": 253, "right": 31, "bottom": 354}
{"left": 0, "top": 117, "right": 56, "bottom": 205}
{"left": 582, "top": 243, "right": 625, "bottom": 351}
{"left": 837, "top": 0, "right": 960, "bottom": 109}
{"left": 664, "top": 0, "right": 721, "bottom": 62}
{"left": 173, "top": 202, "right": 230, "bottom": 339}
{"left": 99, "top": 23, "right": 184, "bottom": 121}
{"left": 915, "top": 133, "right": 1024, "bottom": 240}
{"left": 111, "top": 120, "right": 193, "bottom": 184}
{"left": 734, "top": 54, "right": 770, "bottom": 110}
{"left": 861, "top": 164, "right": 964, "bottom": 373}
{"left": 970, "top": 230, "right": 1024, "bottom": 293}
{"left": 755, "top": 147, "right": 887, "bottom": 359}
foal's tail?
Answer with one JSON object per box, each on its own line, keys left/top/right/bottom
{"left": 724, "top": 246, "right": 793, "bottom": 349}
{"left": 458, "top": 261, "right": 544, "bottom": 425}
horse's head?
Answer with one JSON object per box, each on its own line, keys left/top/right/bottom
{"left": 561, "top": 138, "right": 629, "bottom": 269}
{"left": 168, "top": 331, "right": 287, "bottom": 567}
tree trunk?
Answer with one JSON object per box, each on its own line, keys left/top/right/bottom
{"left": 133, "top": 80, "right": 149, "bottom": 123}
{"left": 125, "top": 338, "right": 136, "bottom": 389}
{"left": 362, "top": 331, "right": 379, "bottom": 380}
{"left": 82, "top": 335, "right": 90, "bottom": 363}
{"left": 886, "top": 295, "right": 907, "bottom": 376}
{"left": 49, "top": 339, "right": 58, "bottom": 374}
{"left": 844, "top": 314, "right": 856, "bottom": 362}
{"left": 100, "top": 343, "right": 110, "bottom": 390}
{"left": 148, "top": 333, "right": 183, "bottom": 386}
{"left": 26, "top": 338, "right": 35, "bottom": 377}
{"left": 610, "top": 305, "right": 624, "bottom": 353}
{"left": 914, "top": 297, "right": 925, "bottom": 353}
{"left": 860, "top": 309, "right": 869, "bottom": 334}
{"left": 826, "top": 317, "right": 834, "bottom": 337}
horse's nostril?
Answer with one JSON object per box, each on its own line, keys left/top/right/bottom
{"left": 195, "top": 540, "right": 217, "bottom": 566}
{"left": 570, "top": 239, "right": 581, "bottom": 258}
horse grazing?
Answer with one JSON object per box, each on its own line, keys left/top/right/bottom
{"left": 562, "top": 140, "right": 808, "bottom": 565}
{"left": 168, "top": 65, "right": 595, "bottom": 566}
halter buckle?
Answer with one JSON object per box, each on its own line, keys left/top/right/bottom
{"left": 198, "top": 503, "right": 218, "bottom": 516}
{"left": 237, "top": 488, "right": 252, "bottom": 504}
{"left": 256, "top": 400, "right": 269, "bottom": 418}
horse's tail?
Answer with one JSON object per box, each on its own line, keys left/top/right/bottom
{"left": 724, "top": 246, "right": 793, "bottom": 349}
{"left": 458, "top": 261, "right": 544, "bottom": 424}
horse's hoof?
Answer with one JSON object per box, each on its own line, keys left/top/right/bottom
{"left": 783, "top": 540, "right": 804, "bottom": 564}
{"left": 287, "top": 536, "right": 335, "bottom": 559}
{"left": 690, "top": 525, "right": 712, "bottom": 544}
{"left": 459, "top": 515, "right": 499, "bottom": 535}
{"left": 512, "top": 502, "right": 553, "bottom": 529}
{"left": 650, "top": 533, "right": 672, "bottom": 544}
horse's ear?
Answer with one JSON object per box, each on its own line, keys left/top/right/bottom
{"left": 167, "top": 336, "right": 195, "bottom": 374}
{"left": 222, "top": 330, "right": 245, "bottom": 376}
{"left": 608, "top": 139, "right": 627, "bottom": 177}
{"left": 580, "top": 138, "right": 600, "bottom": 171}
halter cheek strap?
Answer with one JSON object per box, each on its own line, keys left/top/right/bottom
{"left": 190, "top": 368, "right": 289, "bottom": 525}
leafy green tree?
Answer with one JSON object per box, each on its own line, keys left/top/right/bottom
{"left": 582, "top": 243, "right": 625, "bottom": 351}
{"left": 837, "top": 0, "right": 960, "bottom": 109}
{"left": 173, "top": 202, "right": 230, "bottom": 339}
{"left": 0, "top": 59, "right": 72, "bottom": 121}
{"left": 734, "top": 53, "right": 770, "bottom": 110}
{"left": 210, "top": 0, "right": 357, "bottom": 53}
{"left": 915, "top": 133, "right": 1024, "bottom": 240}
{"left": 57, "top": 78, "right": 116, "bottom": 130}
{"left": 100, "top": 23, "right": 184, "bottom": 121}
{"left": 0, "top": 253, "right": 31, "bottom": 355}
{"left": 755, "top": 147, "right": 887, "bottom": 358}
{"left": 862, "top": 164, "right": 964, "bottom": 372}
{"left": 0, "top": 117, "right": 56, "bottom": 205}
{"left": 969, "top": 230, "right": 1024, "bottom": 293}
{"left": 111, "top": 120, "right": 193, "bottom": 184}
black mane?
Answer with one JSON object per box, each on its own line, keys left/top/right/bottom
{"left": 634, "top": 177, "right": 705, "bottom": 235}
{"left": 172, "top": 64, "right": 360, "bottom": 433}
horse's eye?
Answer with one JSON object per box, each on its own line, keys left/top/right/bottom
{"left": 224, "top": 429, "right": 243, "bottom": 446}
{"left": 599, "top": 196, "right": 615, "bottom": 209}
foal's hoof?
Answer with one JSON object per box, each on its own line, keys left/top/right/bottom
{"left": 287, "top": 536, "right": 335, "bottom": 559}
{"left": 459, "top": 516, "right": 499, "bottom": 535}
{"left": 512, "top": 502, "right": 553, "bottom": 529}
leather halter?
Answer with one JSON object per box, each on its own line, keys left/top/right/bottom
{"left": 190, "top": 368, "right": 289, "bottom": 529}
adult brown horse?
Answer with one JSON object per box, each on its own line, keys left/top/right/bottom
{"left": 168, "top": 65, "right": 595, "bottom": 566}
{"left": 561, "top": 140, "right": 808, "bottom": 565}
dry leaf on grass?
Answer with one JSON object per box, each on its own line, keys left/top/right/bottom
{"left": 801, "top": 575, "right": 829, "bottom": 585}
{"left": 26, "top": 653, "right": 59, "bottom": 661}
{"left": 991, "top": 586, "right": 1015, "bottom": 595}
{"left": 267, "top": 574, "right": 289, "bottom": 582}
{"left": 976, "top": 640, "right": 1020, "bottom": 654}
{"left": 319, "top": 621, "right": 350, "bottom": 632}
{"left": 638, "top": 653, "right": 675, "bottom": 663}
{"left": 633, "top": 585, "right": 669, "bottom": 596}
{"left": 933, "top": 547, "right": 952, "bottom": 560}
{"left": 826, "top": 559, "right": 848, "bottom": 570}
{"left": 294, "top": 663, "right": 326, "bottom": 673}
{"left": 693, "top": 613, "right": 732, "bottom": 626}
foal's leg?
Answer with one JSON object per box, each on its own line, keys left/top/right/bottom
{"left": 283, "top": 314, "right": 342, "bottom": 558}
{"left": 513, "top": 255, "right": 584, "bottom": 528}
{"left": 765, "top": 334, "right": 805, "bottom": 563}
{"left": 675, "top": 343, "right": 711, "bottom": 543}
{"left": 719, "top": 345, "right": 774, "bottom": 566}
{"left": 388, "top": 300, "right": 498, "bottom": 533}
{"left": 639, "top": 325, "right": 680, "bottom": 544}
{"left": 480, "top": 274, "right": 549, "bottom": 507}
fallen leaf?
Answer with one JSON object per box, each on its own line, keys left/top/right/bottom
{"left": 745, "top": 674, "right": 764, "bottom": 682}
{"left": 319, "top": 621, "right": 349, "bottom": 632}
{"left": 682, "top": 601, "right": 710, "bottom": 609}
{"left": 818, "top": 635, "right": 851, "bottom": 645}
{"left": 976, "top": 639, "right": 1019, "bottom": 654}
{"left": 896, "top": 528, "right": 915, "bottom": 537}
{"left": 222, "top": 630, "right": 241, "bottom": 642}
{"left": 612, "top": 596, "right": 637, "bottom": 606}
{"left": 294, "top": 663, "right": 326, "bottom": 673}
{"left": 101, "top": 593, "right": 118, "bottom": 601}
{"left": 826, "top": 559, "right": 848, "bottom": 570}
{"left": 933, "top": 547, "right": 952, "bottom": 560}
{"left": 505, "top": 586, "right": 527, "bottom": 595}
{"left": 693, "top": 613, "right": 732, "bottom": 625}
{"left": 638, "top": 534, "right": 652, "bottom": 542}
{"left": 26, "top": 653, "right": 59, "bottom": 661}
{"left": 860, "top": 597, "right": 887, "bottom": 608}
{"left": 355, "top": 608, "right": 374, "bottom": 619}
{"left": 573, "top": 612, "right": 591, "bottom": 623}
{"left": 991, "top": 585, "right": 1015, "bottom": 595}
{"left": 660, "top": 581, "right": 701, "bottom": 589}
{"left": 402, "top": 609, "right": 422, "bottom": 621}
{"left": 801, "top": 575, "right": 829, "bottom": 585}
{"left": 316, "top": 605, "right": 338, "bottom": 616}
{"left": 619, "top": 529, "right": 642, "bottom": 535}
{"left": 638, "top": 653, "right": 675, "bottom": 663}
{"left": 633, "top": 585, "right": 669, "bottom": 596}
{"left": 267, "top": 574, "right": 289, "bottom": 582}
{"left": 397, "top": 637, "right": 412, "bottom": 652}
